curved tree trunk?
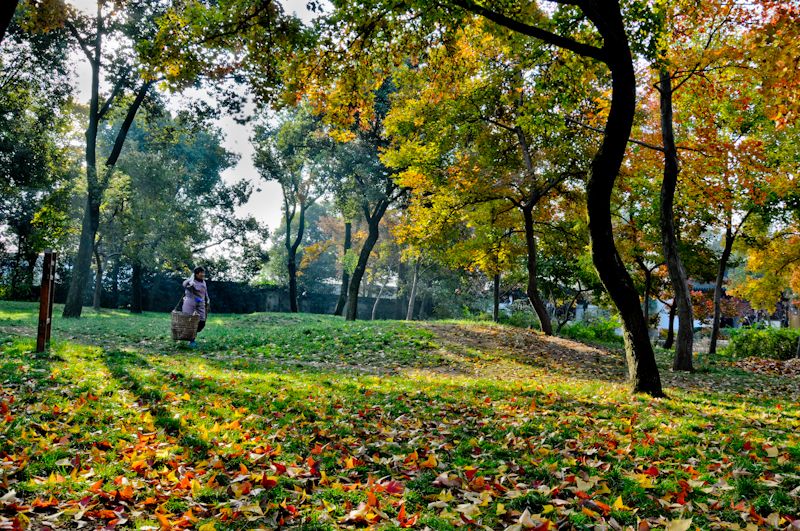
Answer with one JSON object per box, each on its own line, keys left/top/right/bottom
{"left": 346, "top": 217, "right": 381, "bottom": 321}
{"left": 406, "top": 259, "right": 420, "bottom": 321}
{"left": 522, "top": 208, "right": 553, "bottom": 334}
{"left": 130, "top": 261, "right": 143, "bottom": 314}
{"left": 333, "top": 221, "right": 352, "bottom": 316}
{"left": 583, "top": 6, "right": 663, "bottom": 396}
{"left": 664, "top": 302, "right": 676, "bottom": 350}
{"left": 659, "top": 68, "right": 695, "bottom": 371}
{"left": 709, "top": 227, "right": 734, "bottom": 355}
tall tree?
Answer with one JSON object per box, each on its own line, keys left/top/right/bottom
{"left": 59, "top": 0, "right": 163, "bottom": 317}
{"left": 254, "top": 105, "right": 330, "bottom": 312}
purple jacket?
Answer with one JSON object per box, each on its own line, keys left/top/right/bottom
{"left": 182, "top": 277, "right": 209, "bottom": 321}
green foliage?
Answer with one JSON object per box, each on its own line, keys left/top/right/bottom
{"left": 724, "top": 327, "right": 800, "bottom": 361}
{"left": 559, "top": 317, "right": 624, "bottom": 347}
{"left": 499, "top": 306, "right": 541, "bottom": 330}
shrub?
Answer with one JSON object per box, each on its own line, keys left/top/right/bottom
{"left": 559, "top": 317, "right": 623, "bottom": 346}
{"left": 724, "top": 327, "right": 800, "bottom": 360}
{"left": 500, "top": 306, "right": 541, "bottom": 329}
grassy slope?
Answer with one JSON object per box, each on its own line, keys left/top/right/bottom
{"left": 0, "top": 300, "right": 798, "bottom": 530}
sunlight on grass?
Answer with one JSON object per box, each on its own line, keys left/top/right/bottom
{"left": 0, "top": 301, "right": 798, "bottom": 530}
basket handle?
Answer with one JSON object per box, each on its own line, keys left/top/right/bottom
{"left": 174, "top": 296, "right": 185, "bottom": 312}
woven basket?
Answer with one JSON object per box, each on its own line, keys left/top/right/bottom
{"left": 171, "top": 303, "right": 200, "bottom": 341}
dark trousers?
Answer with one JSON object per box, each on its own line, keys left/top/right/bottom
{"left": 197, "top": 320, "right": 206, "bottom": 334}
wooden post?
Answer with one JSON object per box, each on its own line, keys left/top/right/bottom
{"left": 36, "top": 250, "right": 57, "bottom": 353}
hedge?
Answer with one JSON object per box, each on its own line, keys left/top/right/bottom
{"left": 724, "top": 327, "right": 800, "bottom": 361}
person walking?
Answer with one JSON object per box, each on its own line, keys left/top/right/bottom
{"left": 182, "top": 266, "right": 210, "bottom": 347}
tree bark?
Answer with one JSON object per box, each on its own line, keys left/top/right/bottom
{"left": 642, "top": 266, "right": 652, "bottom": 327}
{"left": 333, "top": 221, "right": 352, "bottom": 316}
{"left": 406, "top": 259, "right": 420, "bottom": 321}
{"left": 110, "top": 255, "right": 120, "bottom": 308}
{"left": 493, "top": 273, "right": 500, "bottom": 323}
{"left": 709, "top": 226, "right": 734, "bottom": 355}
{"left": 522, "top": 207, "right": 553, "bottom": 334}
{"left": 93, "top": 247, "right": 103, "bottom": 310}
{"left": 664, "top": 302, "right": 676, "bottom": 350}
{"left": 130, "top": 261, "right": 143, "bottom": 314}
{"left": 582, "top": 4, "right": 664, "bottom": 396}
{"left": 285, "top": 204, "right": 307, "bottom": 313}
{"left": 0, "top": 0, "right": 18, "bottom": 45}
{"left": 346, "top": 206, "right": 386, "bottom": 321}
{"left": 659, "top": 68, "right": 694, "bottom": 371}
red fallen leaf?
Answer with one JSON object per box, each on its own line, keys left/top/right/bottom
{"left": 311, "top": 443, "right": 324, "bottom": 455}
{"left": 749, "top": 506, "right": 766, "bottom": 525}
{"left": 592, "top": 500, "right": 611, "bottom": 515}
{"left": 272, "top": 462, "right": 287, "bottom": 475}
{"left": 261, "top": 475, "right": 278, "bottom": 489}
{"left": 31, "top": 497, "right": 59, "bottom": 509}
{"left": 0, "top": 401, "right": 8, "bottom": 414}
{"left": 398, "top": 504, "right": 419, "bottom": 528}
{"left": 532, "top": 523, "right": 551, "bottom": 531}
{"left": 118, "top": 485, "right": 134, "bottom": 501}
{"left": 89, "top": 479, "right": 104, "bottom": 493}
{"left": 464, "top": 467, "right": 478, "bottom": 481}
{"left": 743, "top": 441, "right": 753, "bottom": 451}
{"left": 367, "top": 490, "right": 378, "bottom": 508}
{"left": 643, "top": 465, "right": 659, "bottom": 477}
{"left": 382, "top": 480, "right": 404, "bottom": 494}
{"left": 575, "top": 491, "right": 591, "bottom": 500}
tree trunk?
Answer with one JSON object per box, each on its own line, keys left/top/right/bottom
{"left": 371, "top": 277, "right": 389, "bottom": 320}
{"left": 287, "top": 256, "right": 299, "bottom": 313}
{"left": 286, "top": 205, "right": 307, "bottom": 313}
{"left": 583, "top": 8, "right": 663, "bottom": 396}
{"left": 709, "top": 226, "right": 734, "bottom": 355}
{"left": 522, "top": 207, "right": 553, "bottom": 334}
{"left": 93, "top": 248, "right": 103, "bottom": 310}
{"left": 333, "top": 221, "right": 352, "bottom": 316}
{"left": 643, "top": 268, "right": 651, "bottom": 327}
{"left": 110, "top": 255, "right": 120, "bottom": 308}
{"left": 493, "top": 273, "right": 500, "bottom": 323}
{"left": 659, "top": 68, "right": 694, "bottom": 371}
{"left": 346, "top": 216, "right": 382, "bottom": 321}
{"left": 664, "top": 302, "right": 676, "bottom": 350}
{"left": 406, "top": 259, "right": 420, "bottom": 321}
{"left": 0, "top": 0, "right": 18, "bottom": 45}
{"left": 130, "top": 261, "right": 143, "bottom": 314}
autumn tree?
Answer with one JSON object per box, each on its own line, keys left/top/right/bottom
{"left": 296, "top": 0, "right": 664, "bottom": 394}
{"left": 253, "top": 105, "right": 331, "bottom": 312}
{"left": 382, "top": 23, "right": 594, "bottom": 334}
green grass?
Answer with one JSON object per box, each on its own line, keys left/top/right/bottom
{"left": 0, "top": 300, "right": 798, "bottom": 530}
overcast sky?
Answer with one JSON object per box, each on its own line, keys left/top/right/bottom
{"left": 68, "top": 0, "right": 319, "bottom": 235}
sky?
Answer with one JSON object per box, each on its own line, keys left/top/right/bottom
{"left": 68, "top": 0, "right": 319, "bottom": 235}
